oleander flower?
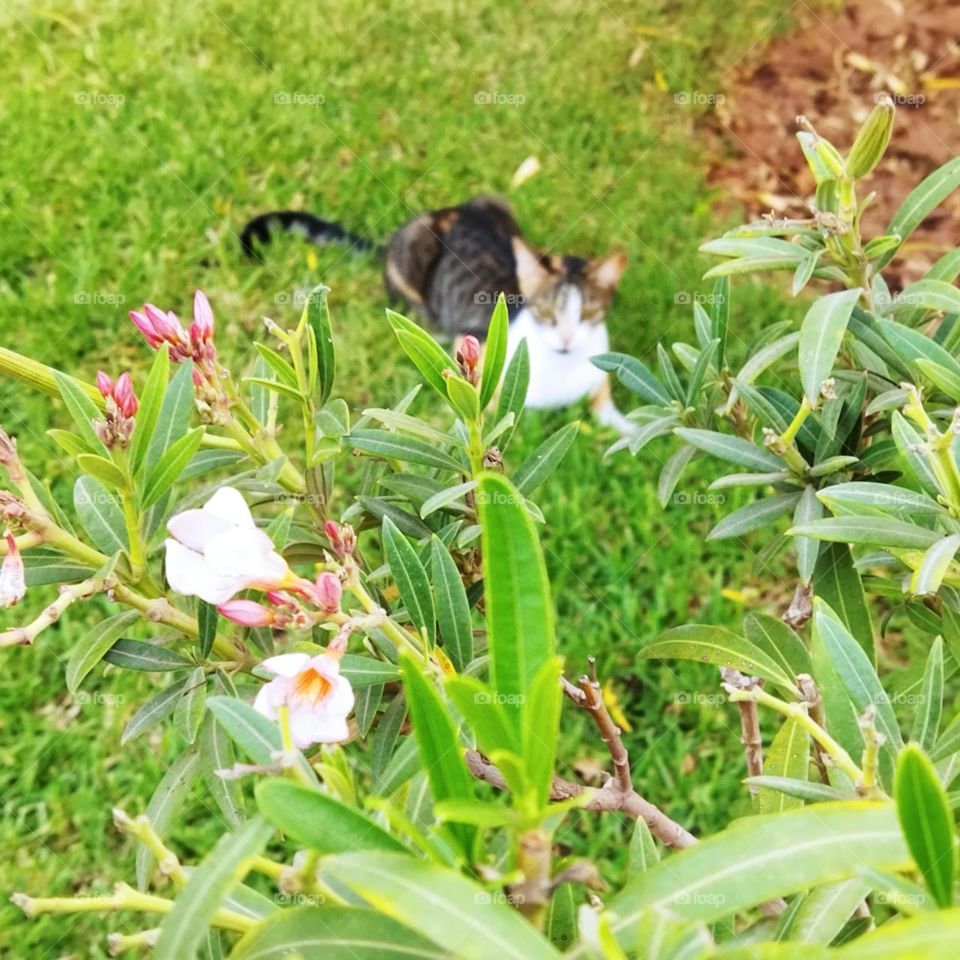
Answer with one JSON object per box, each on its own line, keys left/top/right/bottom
{"left": 252, "top": 652, "right": 354, "bottom": 748}
{"left": 0, "top": 532, "right": 26, "bottom": 608}
{"left": 164, "top": 486, "right": 307, "bottom": 605}
{"left": 313, "top": 572, "right": 342, "bottom": 614}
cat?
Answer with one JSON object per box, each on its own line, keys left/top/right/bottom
{"left": 241, "top": 196, "right": 632, "bottom": 432}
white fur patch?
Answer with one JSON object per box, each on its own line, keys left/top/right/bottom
{"left": 505, "top": 308, "right": 608, "bottom": 409}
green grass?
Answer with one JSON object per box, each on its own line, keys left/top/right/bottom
{"left": 0, "top": 0, "right": 802, "bottom": 954}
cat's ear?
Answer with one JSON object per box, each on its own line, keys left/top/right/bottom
{"left": 589, "top": 251, "right": 628, "bottom": 291}
{"left": 512, "top": 237, "right": 552, "bottom": 298}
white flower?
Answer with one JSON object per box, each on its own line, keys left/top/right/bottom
{"left": 164, "top": 486, "right": 300, "bottom": 605}
{"left": 0, "top": 533, "right": 25, "bottom": 608}
{"left": 253, "top": 652, "right": 354, "bottom": 748}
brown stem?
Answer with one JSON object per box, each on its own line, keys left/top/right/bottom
{"left": 720, "top": 668, "right": 764, "bottom": 794}
{"left": 797, "top": 674, "right": 830, "bottom": 784}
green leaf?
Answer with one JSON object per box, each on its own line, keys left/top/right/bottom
{"left": 911, "top": 637, "right": 944, "bottom": 753}
{"left": 480, "top": 293, "right": 509, "bottom": 409}
{"left": 198, "top": 712, "right": 243, "bottom": 826}
{"left": 892, "top": 411, "right": 940, "bottom": 497}
{"left": 840, "top": 910, "right": 960, "bottom": 958}
{"left": 814, "top": 601, "right": 902, "bottom": 786}
{"left": 76, "top": 454, "right": 127, "bottom": 490}
{"left": 657, "top": 445, "right": 697, "bottom": 508}
{"left": 339, "top": 654, "right": 400, "bottom": 687}
{"left": 130, "top": 345, "right": 170, "bottom": 475}
{"left": 640, "top": 624, "right": 795, "bottom": 692}
{"left": 103, "top": 638, "right": 192, "bottom": 672}
{"left": 513, "top": 421, "right": 579, "bottom": 495}
{"left": 881, "top": 156, "right": 960, "bottom": 267}
{"left": 591, "top": 352, "right": 671, "bottom": 406}
{"left": 54, "top": 370, "right": 107, "bottom": 454}
{"left": 799, "top": 288, "right": 861, "bottom": 407}
{"left": 895, "top": 744, "right": 955, "bottom": 909}
{"left": 657, "top": 343, "right": 684, "bottom": 401}
{"left": 917, "top": 358, "right": 960, "bottom": 401}
{"left": 724, "top": 333, "right": 800, "bottom": 415}
{"left": 445, "top": 676, "right": 517, "bottom": 767}
{"left": 607, "top": 802, "right": 908, "bottom": 942}
{"left": 706, "top": 491, "right": 800, "bottom": 541}
{"left": 523, "top": 656, "right": 562, "bottom": 810}
{"left": 153, "top": 817, "right": 273, "bottom": 960}
{"left": 496, "top": 339, "right": 529, "bottom": 450}
{"left": 174, "top": 667, "right": 207, "bottom": 745}
{"left": 305, "top": 285, "right": 336, "bottom": 404}
{"left": 545, "top": 883, "right": 577, "bottom": 953}
{"left": 121, "top": 678, "right": 189, "bottom": 744}
{"left": 446, "top": 374, "right": 480, "bottom": 422}
{"left": 383, "top": 516, "right": 435, "bottom": 645}
{"left": 255, "top": 778, "right": 408, "bottom": 855}
{"left": 430, "top": 538, "right": 472, "bottom": 671}
{"left": 818, "top": 482, "right": 945, "bottom": 520}
{"left": 47, "top": 428, "right": 97, "bottom": 459}
{"left": 783, "top": 878, "right": 873, "bottom": 945}
{"left": 142, "top": 427, "right": 205, "bottom": 508}
{"left": 206, "top": 696, "right": 317, "bottom": 785}
{"left": 349, "top": 429, "right": 463, "bottom": 473}
{"left": 791, "top": 516, "right": 940, "bottom": 550}
{"left": 320, "top": 852, "right": 561, "bottom": 960}
{"left": 684, "top": 338, "right": 719, "bottom": 406}
{"left": 757, "top": 718, "right": 809, "bottom": 814}
{"left": 743, "top": 613, "right": 812, "bottom": 680}
{"left": 879, "top": 318, "right": 960, "bottom": 384}
{"left": 478, "top": 473, "right": 555, "bottom": 735}
{"left": 794, "top": 485, "right": 823, "bottom": 585}
{"left": 252, "top": 341, "right": 298, "bottom": 389}
{"left": 357, "top": 497, "right": 433, "bottom": 541}
{"left": 892, "top": 279, "right": 960, "bottom": 318}
{"left": 912, "top": 535, "right": 960, "bottom": 597}
{"left": 745, "top": 776, "right": 850, "bottom": 804}
{"left": 65, "top": 610, "right": 140, "bottom": 693}
{"left": 74, "top": 475, "right": 128, "bottom": 555}
{"left": 136, "top": 747, "right": 201, "bottom": 888}
{"left": 399, "top": 652, "right": 475, "bottom": 855}
{"left": 420, "top": 480, "right": 477, "bottom": 519}
{"left": 197, "top": 601, "right": 218, "bottom": 660}
{"left": 673, "top": 428, "right": 783, "bottom": 472}
{"left": 144, "top": 360, "right": 195, "bottom": 475}
{"left": 627, "top": 818, "right": 660, "bottom": 877}
{"left": 230, "top": 906, "right": 447, "bottom": 960}
{"left": 387, "top": 309, "right": 454, "bottom": 401}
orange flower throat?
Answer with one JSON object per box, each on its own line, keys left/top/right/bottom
{"left": 293, "top": 667, "right": 332, "bottom": 707}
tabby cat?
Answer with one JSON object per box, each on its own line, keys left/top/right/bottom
{"left": 241, "top": 196, "right": 631, "bottom": 432}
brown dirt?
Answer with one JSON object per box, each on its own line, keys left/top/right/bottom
{"left": 704, "top": 0, "right": 960, "bottom": 285}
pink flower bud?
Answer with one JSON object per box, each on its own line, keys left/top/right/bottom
{"left": 324, "top": 520, "right": 356, "bottom": 558}
{"left": 456, "top": 335, "right": 481, "bottom": 372}
{"left": 314, "top": 572, "right": 342, "bottom": 614}
{"left": 129, "top": 309, "right": 164, "bottom": 348}
{"left": 217, "top": 598, "right": 276, "bottom": 627}
{"left": 0, "top": 532, "right": 26, "bottom": 608}
{"left": 144, "top": 303, "right": 187, "bottom": 344}
{"left": 113, "top": 373, "right": 139, "bottom": 418}
{"left": 191, "top": 290, "right": 214, "bottom": 342}
{"left": 96, "top": 371, "right": 114, "bottom": 399}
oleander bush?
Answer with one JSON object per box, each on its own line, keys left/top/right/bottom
{"left": 3, "top": 100, "right": 960, "bottom": 957}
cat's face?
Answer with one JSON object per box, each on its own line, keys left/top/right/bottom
{"left": 512, "top": 238, "right": 627, "bottom": 354}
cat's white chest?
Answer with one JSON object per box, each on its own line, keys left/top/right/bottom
{"left": 505, "top": 309, "right": 609, "bottom": 409}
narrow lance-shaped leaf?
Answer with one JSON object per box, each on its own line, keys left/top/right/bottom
{"left": 130, "top": 345, "right": 170, "bottom": 475}
{"left": 430, "top": 537, "right": 472, "bottom": 671}
{"left": 382, "top": 516, "right": 435, "bottom": 646}
{"left": 910, "top": 637, "right": 944, "bottom": 753}
{"left": 812, "top": 540, "right": 875, "bottom": 663}
{"left": 74, "top": 475, "right": 128, "bottom": 555}
{"left": 305, "top": 284, "right": 335, "bottom": 404}
{"left": 153, "top": 817, "right": 274, "bottom": 960}
{"left": 514, "top": 421, "right": 579, "bottom": 495}
{"left": 895, "top": 744, "right": 955, "bottom": 909}
{"left": 591, "top": 352, "right": 670, "bottom": 406}
{"left": 387, "top": 309, "right": 454, "bottom": 402}
{"left": 912, "top": 534, "right": 960, "bottom": 598}
{"left": 66, "top": 610, "right": 140, "bottom": 693}
{"left": 799, "top": 288, "right": 862, "bottom": 408}
{"left": 477, "top": 473, "right": 555, "bottom": 735}
{"left": 399, "top": 652, "right": 475, "bottom": 855}
{"left": 673, "top": 428, "right": 783, "bottom": 472}
{"left": 480, "top": 293, "right": 509, "bottom": 409}
{"left": 496, "top": 339, "right": 529, "bottom": 450}
{"left": 144, "top": 359, "right": 195, "bottom": 474}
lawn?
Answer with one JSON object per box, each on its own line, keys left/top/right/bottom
{"left": 1, "top": 0, "right": 805, "bottom": 954}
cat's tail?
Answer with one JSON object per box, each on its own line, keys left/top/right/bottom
{"left": 239, "top": 211, "right": 379, "bottom": 258}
